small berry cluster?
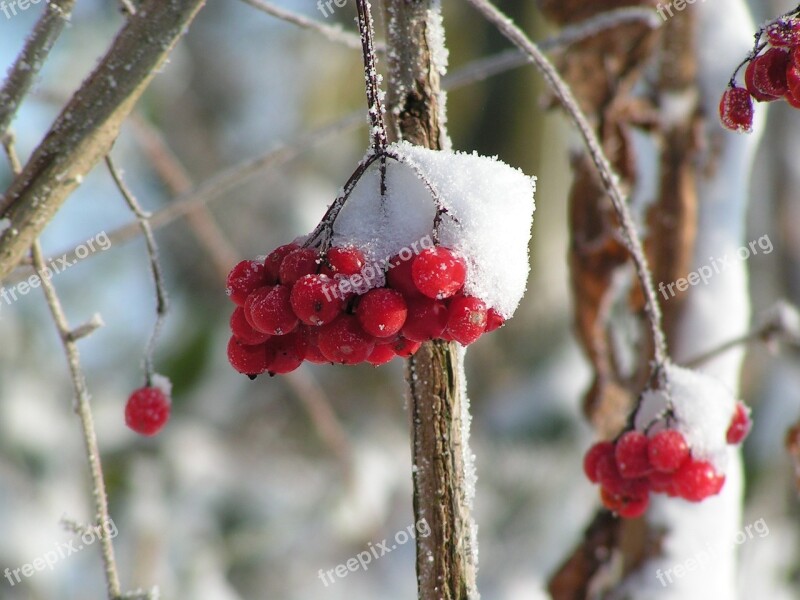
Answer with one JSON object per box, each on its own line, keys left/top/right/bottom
{"left": 225, "top": 242, "right": 505, "bottom": 377}
{"left": 583, "top": 401, "right": 752, "bottom": 518}
{"left": 125, "top": 385, "right": 171, "bottom": 436}
{"left": 720, "top": 16, "right": 800, "bottom": 132}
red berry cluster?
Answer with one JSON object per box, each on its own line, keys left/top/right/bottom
{"left": 720, "top": 16, "right": 800, "bottom": 132}
{"left": 225, "top": 242, "right": 505, "bottom": 377}
{"left": 583, "top": 401, "right": 752, "bottom": 518}
{"left": 125, "top": 386, "right": 171, "bottom": 436}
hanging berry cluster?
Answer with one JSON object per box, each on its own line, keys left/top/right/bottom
{"left": 225, "top": 238, "right": 507, "bottom": 377}
{"left": 583, "top": 366, "right": 753, "bottom": 518}
{"left": 720, "top": 11, "right": 800, "bottom": 132}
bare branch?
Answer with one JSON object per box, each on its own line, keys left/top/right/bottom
{"left": 0, "top": 0, "right": 76, "bottom": 137}
{"left": 0, "top": 0, "right": 207, "bottom": 281}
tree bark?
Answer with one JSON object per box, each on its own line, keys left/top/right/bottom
{"left": 382, "top": 2, "right": 479, "bottom": 598}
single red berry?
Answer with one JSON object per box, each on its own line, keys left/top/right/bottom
{"left": 279, "top": 248, "right": 319, "bottom": 285}
{"left": 600, "top": 487, "right": 649, "bottom": 519}
{"left": 317, "top": 315, "right": 376, "bottom": 365}
{"left": 125, "top": 386, "right": 171, "bottom": 436}
{"left": 265, "top": 330, "right": 307, "bottom": 375}
{"left": 749, "top": 48, "right": 790, "bottom": 97}
{"left": 264, "top": 243, "right": 299, "bottom": 283}
{"left": 290, "top": 274, "right": 344, "bottom": 326}
{"left": 230, "top": 307, "right": 271, "bottom": 345}
{"left": 615, "top": 431, "right": 652, "bottom": 479}
{"left": 719, "top": 86, "right": 754, "bottom": 133}
{"left": 246, "top": 285, "right": 298, "bottom": 335}
{"left": 402, "top": 297, "right": 449, "bottom": 342}
{"left": 786, "top": 63, "right": 800, "bottom": 104}
{"left": 583, "top": 441, "right": 615, "bottom": 484}
{"left": 326, "top": 246, "right": 366, "bottom": 276}
{"left": 484, "top": 308, "right": 505, "bottom": 333}
{"left": 299, "top": 326, "right": 329, "bottom": 364}
{"left": 391, "top": 337, "right": 422, "bottom": 358}
{"left": 357, "top": 288, "right": 408, "bottom": 338}
{"left": 386, "top": 254, "right": 423, "bottom": 298}
{"left": 226, "top": 260, "right": 268, "bottom": 306}
{"left": 227, "top": 336, "right": 273, "bottom": 375}
{"left": 674, "top": 459, "right": 725, "bottom": 502}
{"left": 726, "top": 401, "right": 752, "bottom": 444}
{"left": 647, "top": 429, "right": 690, "bottom": 473}
{"left": 766, "top": 18, "right": 800, "bottom": 47}
{"left": 745, "top": 59, "right": 779, "bottom": 102}
{"left": 596, "top": 453, "right": 627, "bottom": 495}
{"left": 648, "top": 470, "right": 678, "bottom": 497}
{"left": 411, "top": 247, "right": 467, "bottom": 299}
{"left": 445, "top": 295, "right": 487, "bottom": 346}
{"left": 367, "top": 343, "right": 396, "bottom": 366}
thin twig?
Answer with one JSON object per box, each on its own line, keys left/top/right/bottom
{"left": 355, "top": 0, "right": 388, "bottom": 153}
{"left": 465, "top": 0, "right": 670, "bottom": 380}
{"left": 0, "top": 0, "right": 77, "bottom": 137}
{"left": 30, "top": 241, "right": 121, "bottom": 598}
{"left": 237, "top": 0, "right": 373, "bottom": 50}
{"left": 105, "top": 156, "right": 168, "bottom": 386}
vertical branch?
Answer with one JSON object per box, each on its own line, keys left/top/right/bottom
{"left": 382, "top": 2, "right": 478, "bottom": 599}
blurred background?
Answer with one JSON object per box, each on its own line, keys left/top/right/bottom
{"left": 0, "top": 0, "right": 798, "bottom": 598}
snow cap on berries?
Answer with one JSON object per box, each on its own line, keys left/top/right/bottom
{"left": 634, "top": 365, "right": 738, "bottom": 470}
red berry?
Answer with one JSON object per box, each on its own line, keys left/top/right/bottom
{"left": 411, "top": 247, "right": 467, "bottom": 299}
{"left": 317, "top": 315, "right": 376, "bottom": 365}
{"left": 786, "top": 63, "right": 800, "bottom": 104}
{"left": 326, "top": 246, "right": 366, "bottom": 276}
{"left": 583, "top": 441, "right": 615, "bottom": 483}
{"left": 648, "top": 470, "right": 678, "bottom": 496}
{"left": 785, "top": 87, "right": 800, "bottom": 108}
{"left": 227, "top": 336, "right": 272, "bottom": 375}
{"left": 749, "top": 48, "right": 790, "bottom": 97}
{"left": 290, "top": 274, "right": 344, "bottom": 326}
{"left": 719, "top": 86, "right": 754, "bottom": 133}
{"left": 726, "top": 401, "right": 752, "bottom": 444}
{"left": 264, "top": 243, "right": 299, "bottom": 282}
{"left": 391, "top": 337, "right": 422, "bottom": 358}
{"left": 386, "top": 254, "right": 423, "bottom": 298}
{"left": 445, "top": 295, "right": 487, "bottom": 345}
{"left": 265, "top": 330, "right": 307, "bottom": 375}
{"left": 745, "top": 59, "right": 779, "bottom": 102}
{"left": 367, "top": 343, "right": 396, "bottom": 366}
{"left": 615, "top": 431, "right": 652, "bottom": 479}
{"left": 484, "top": 308, "right": 505, "bottom": 333}
{"left": 125, "top": 386, "right": 171, "bottom": 436}
{"left": 246, "top": 285, "right": 298, "bottom": 335}
{"left": 600, "top": 487, "right": 649, "bottom": 519}
{"left": 647, "top": 429, "right": 690, "bottom": 473}
{"left": 230, "top": 307, "right": 271, "bottom": 345}
{"left": 674, "top": 459, "right": 725, "bottom": 502}
{"left": 226, "top": 260, "right": 267, "bottom": 306}
{"left": 357, "top": 288, "right": 408, "bottom": 338}
{"left": 279, "top": 248, "right": 319, "bottom": 285}
{"left": 401, "top": 297, "right": 449, "bottom": 342}
{"left": 766, "top": 18, "right": 800, "bottom": 47}
{"left": 299, "top": 326, "right": 329, "bottom": 364}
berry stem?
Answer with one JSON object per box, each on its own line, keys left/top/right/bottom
{"left": 465, "top": 0, "right": 671, "bottom": 382}
{"left": 106, "top": 155, "right": 169, "bottom": 387}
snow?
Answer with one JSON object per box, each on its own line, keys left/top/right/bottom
{"left": 634, "top": 364, "right": 738, "bottom": 470}
{"left": 331, "top": 141, "right": 536, "bottom": 319}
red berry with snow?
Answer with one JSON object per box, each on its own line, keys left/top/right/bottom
{"left": 647, "top": 429, "right": 690, "bottom": 473}
{"left": 391, "top": 337, "right": 422, "bottom": 358}
{"left": 279, "top": 247, "right": 319, "bottom": 285}
{"left": 749, "top": 48, "right": 790, "bottom": 97}
{"left": 745, "top": 59, "right": 779, "bottom": 102}
{"left": 674, "top": 459, "right": 725, "bottom": 502}
{"left": 125, "top": 386, "right": 171, "bottom": 436}
{"left": 726, "top": 401, "right": 752, "bottom": 444}
{"left": 766, "top": 18, "right": 800, "bottom": 47}
{"left": 583, "top": 441, "right": 615, "bottom": 484}
{"left": 226, "top": 260, "right": 267, "bottom": 306}
{"left": 326, "top": 246, "right": 366, "bottom": 276}
{"left": 786, "top": 63, "right": 800, "bottom": 104}
{"left": 246, "top": 285, "right": 298, "bottom": 335}
{"left": 615, "top": 430, "right": 652, "bottom": 479}
{"left": 445, "top": 295, "right": 487, "bottom": 345}
{"left": 227, "top": 336, "right": 272, "bottom": 375}
{"left": 367, "top": 343, "right": 397, "bottom": 366}
{"left": 386, "top": 254, "right": 423, "bottom": 298}
{"left": 265, "top": 330, "right": 307, "bottom": 375}
{"left": 317, "top": 315, "right": 376, "bottom": 365}
{"left": 290, "top": 274, "right": 344, "bottom": 326}
{"left": 264, "top": 243, "right": 299, "bottom": 283}
{"left": 402, "top": 297, "right": 449, "bottom": 342}
{"left": 600, "top": 487, "right": 649, "bottom": 519}
{"left": 230, "top": 307, "right": 271, "bottom": 345}
{"left": 484, "top": 308, "right": 505, "bottom": 332}
{"left": 719, "top": 86, "right": 754, "bottom": 133}
{"left": 357, "top": 288, "right": 408, "bottom": 338}
{"left": 411, "top": 247, "right": 467, "bottom": 299}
